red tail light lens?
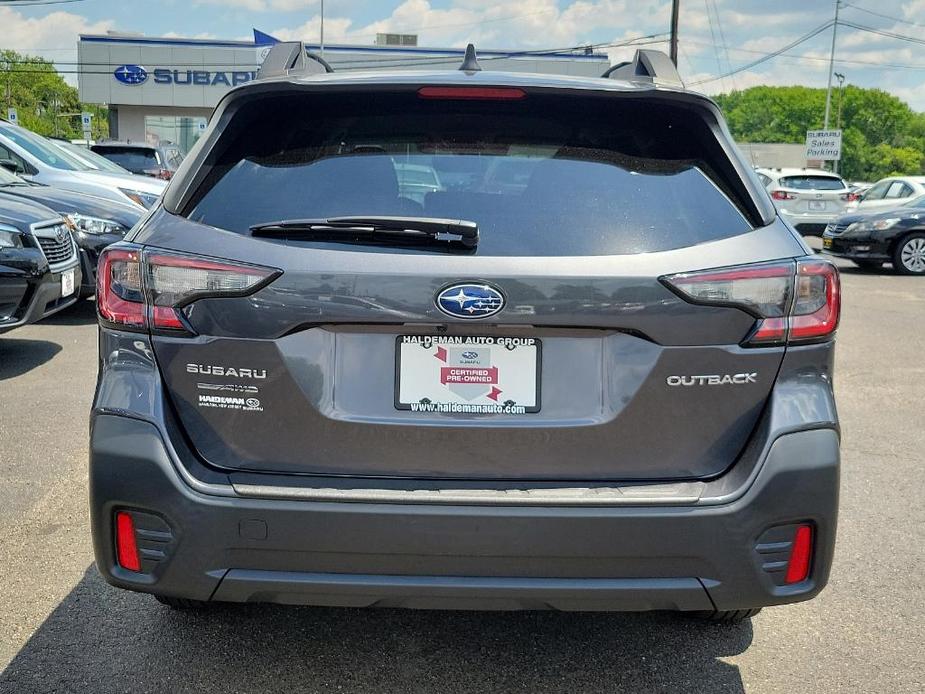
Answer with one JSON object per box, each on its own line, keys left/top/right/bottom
{"left": 662, "top": 258, "right": 840, "bottom": 346}
{"left": 97, "top": 248, "right": 145, "bottom": 329}
{"left": 840, "top": 192, "right": 859, "bottom": 202}
{"left": 784, "top": 524, "right": 813, "bottom": 584}
{"left": 97, "top": 245, "right": 280, "bottom": 334}
{"left": 771, "top": 190, "right": 796, "bottom": 201}
{"left": 789, "top": 259, "right": 840, "bottom": 341}
{"left": 115, "top": 511, "right": 141, "bottom": 572}
{"left": 418, "top": 86, "right": 527, "bottom": 100}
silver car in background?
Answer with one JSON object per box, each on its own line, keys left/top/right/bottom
{"left": 756, "top": 167, "right": 854, "bottom": 236}
{"left": 0, "top": 120, "right": 166, "bottom": 210}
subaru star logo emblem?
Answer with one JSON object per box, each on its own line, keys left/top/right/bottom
{"left": 435, "top": 283, "right": 505, "bottom": 320}
{"left": 113, "top": 64, "right": 148, "bottom": 85}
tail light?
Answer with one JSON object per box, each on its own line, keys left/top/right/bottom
{"left": 662, "top": 258, "right": 840, "bottom": 346}
{"left": 143, "top": 168, "right": 173, "bottom": 180}
{"left": 840, "top": 192, "right": 859, "bottom": 202}
{"left": 97, "top": 245, "right": 279, "bottom": 334}
{"left": 771, "top": 190, "right": 796, "bottom": 201}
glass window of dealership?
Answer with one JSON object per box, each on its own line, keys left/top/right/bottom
{"left": 77, "top": 33, "right": 609, "bottom": 154}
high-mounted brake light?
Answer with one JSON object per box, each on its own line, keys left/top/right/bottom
{"left": 417, "top": 86, "right": 527, "bottom": 100}
{"left": 662, "top": 258, "right": 840, "bottom": 346}
{"left": 97, "top": 245, "right": 279, "bottom": 334}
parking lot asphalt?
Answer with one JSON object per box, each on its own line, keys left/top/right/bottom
{"left": 0, "top": 251, "right": 923, "bottom": 694}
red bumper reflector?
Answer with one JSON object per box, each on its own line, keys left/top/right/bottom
{"left": 784, "top": 524, "right": 813, "bottom": 584}
{"left": 115, "top": 511, "right": 141, "bottom": 572}
{"left": 417, "top": 86, "right": 527, "bottom": 100}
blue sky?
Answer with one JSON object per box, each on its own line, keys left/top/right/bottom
{"left": 5, "top": 0, "right": 925, "bottom": 109}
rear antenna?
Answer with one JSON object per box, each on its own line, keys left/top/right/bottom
{"left": 459, "top": 43, "right": 482, "bottom": 72}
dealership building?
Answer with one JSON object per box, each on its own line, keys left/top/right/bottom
{"left": 77, "top": 31, "right": 610, "bottom": 153}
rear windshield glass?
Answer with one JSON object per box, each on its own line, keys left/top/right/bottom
{"left": 186, "top": 92, "right": 754, "bottom": 256}
{"left": 779, "top": 175, "right": 846, "bottom": 191}
{"left": 93, "top": 147, "right": 158, "bottom": 173}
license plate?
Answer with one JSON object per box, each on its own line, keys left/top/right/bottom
{"left": 823, "top": 237, "right": 833, "bottom": 249}
{"left": 395, "top": 335, "right": 541, "bottom": 414}
{"left": 808, "top": 200, "right": 827, "bottom": 211}
{"left": 60, "top": 269, "right": 75, "bottom": 297}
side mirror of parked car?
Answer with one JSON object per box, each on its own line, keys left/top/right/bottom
{"left": 0, "top": 158, "right": 24, "bottom": 175}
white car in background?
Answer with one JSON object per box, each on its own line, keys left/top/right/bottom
{"left": 0, "top": 120, "right": 166, "bottom": 210}
{"left": 755, "top": 167, "right": 855, "bottom": 236}
{"left": 846, "top": 176, "right": 925, "bottom": 213}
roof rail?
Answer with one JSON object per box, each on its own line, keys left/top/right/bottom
{"left": 602, "top": 49, "right": 683, "bottom": 87}
{"left": 255, "top": 41, "right": 334, "bottom": 80}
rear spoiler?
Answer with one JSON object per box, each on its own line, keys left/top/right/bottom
{"left": 256, "top": 41, "right": 334, "bottom": 79}
{"left": 602, "top": 49, "right": 683, "bottom": 88}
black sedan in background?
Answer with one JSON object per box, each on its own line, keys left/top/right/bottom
{"left": 0, "top": 166, "right": 139, "bottom": 295}
{"left": 0, "top": 196, "right": 81, "bottom": 334}
{"left": 823, "top": 195, "right": 925, "bottom": 274}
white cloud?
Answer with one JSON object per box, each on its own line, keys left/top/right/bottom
{"left": 195, "top": 0, "right": 319, "bottom": 10}
{"left": 0, "top": 7, "right": 114, "bottom": 86}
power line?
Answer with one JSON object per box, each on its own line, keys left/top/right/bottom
{"left": 838, "top": 19, "right": 925, "bottom": 47}
{"left": 683, "top": 38, "right": 925, "bottom": 70}
{"left": 841, "top": 2, "right": 925, "bottom": 30}
{"left": 689, "top": 20, "right": 834, "bottom": 85}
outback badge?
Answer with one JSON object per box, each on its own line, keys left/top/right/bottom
{"left": 435, "top": 283, "right": 505, "bottom": 319}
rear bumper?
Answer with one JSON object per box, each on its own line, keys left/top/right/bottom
{"left": 90, "top": 414, "right": 839, "bottom": 612}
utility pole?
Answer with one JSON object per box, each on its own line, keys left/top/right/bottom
{"left": 833, "top": 72, "right": 845, "bottom": 174}
{"left": 669, "top": 0, "right": 680, "bottom": 66}
{"left": 320, "top": 0, "right": 325, "bottom": 57}
{"left": 823, "top": 0, "right": 840, "bottom": 130}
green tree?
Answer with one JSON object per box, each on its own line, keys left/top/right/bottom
{"left": 713, "top": 85, "right": 925, "bottom": 181}
{"left": 0, "top": 49, "right": 108, "bottom": 140}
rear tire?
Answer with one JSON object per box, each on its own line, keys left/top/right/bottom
{"left": 853, "top": 260, "right": 882, "bottom": 271}
{"left": 154, "top": 594, "right": 209, "bottom": 610}
{"left": 893, "top": 233, "right": 925, "bottom": 275}
{"left": 691, "top": 608, "right": 761, "bottom": 623}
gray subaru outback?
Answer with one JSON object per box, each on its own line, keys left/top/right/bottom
{"left": 89, "top": 46, "right": 840, "bottom": 622}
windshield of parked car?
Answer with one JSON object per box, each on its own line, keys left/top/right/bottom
{"left": 778, "top": 175, "right": 846, "bottom": 190}
{"left": 0, "top": 166, "right": 27, "bottom": 185}
{"left": 903, "top": 195, "right": 925, "bottom": 209}
{"left": 187, "top": 92, "right": 754, "bottom": 256}
{"left": 0, "top": 126, "right": 82, "bottom": 171}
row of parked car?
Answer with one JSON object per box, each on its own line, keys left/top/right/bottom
{"left": 757, "top": 167, "right": 925, "bottom": 274}
{"left": 0, "top": 120, "right": 171, "bottom": 334}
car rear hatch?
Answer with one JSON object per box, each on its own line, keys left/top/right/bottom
{"left": 774, "top": 175, "right": 849, "bottom": 216}
{"left": 116, "top": 80, "right": 811, "bottom": 483}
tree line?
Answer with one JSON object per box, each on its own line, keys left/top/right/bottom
{"left": 714, "top": 85, "right": 925, "bottom": 182}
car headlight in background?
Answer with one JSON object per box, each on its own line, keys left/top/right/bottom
{"left": 118, "top": 188, "right": 160, "bottom": 209}
{"left": 847, "top": 218, "right": 900, "bottom": 233}
{"left": 66, "top": 213, "right": 127, "bottom": 236}
{"left": 0, "top": 225, "right": 24, "bottom": 248}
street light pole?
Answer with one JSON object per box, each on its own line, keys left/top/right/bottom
{"left": 823, "top": 0, "right": 840, "bottom": 130}
{"left": 669, "top": 0, "right": 680, "bottom": 66}
{"left": 320, "top": 0, "right": 325, "bottom": 57}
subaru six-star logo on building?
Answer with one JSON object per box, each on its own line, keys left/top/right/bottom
{"left": 113, "top": 64, "right": 148, "bottom": 85}
{"left": 435, "top": 283, "right": 505, "bottom": 319}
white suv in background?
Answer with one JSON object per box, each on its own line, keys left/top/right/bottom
{"left": 0, "top": 120, "right": 166, "bottom": 210}
{"left": 756, "top": 168, "right": 853, "bottom": 236}
{"left": 846, "top": 176, "right": 925, "bottom": 213}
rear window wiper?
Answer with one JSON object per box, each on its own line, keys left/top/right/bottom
{"left": 250, "top": 216, "right": 478, "bottom": 249}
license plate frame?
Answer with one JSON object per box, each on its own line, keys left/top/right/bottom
{"left": 395, "top": 335, "right": 541, "bottom": 414}
{"left": 60, "top": 269, "right": 75, "bottom": 297}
